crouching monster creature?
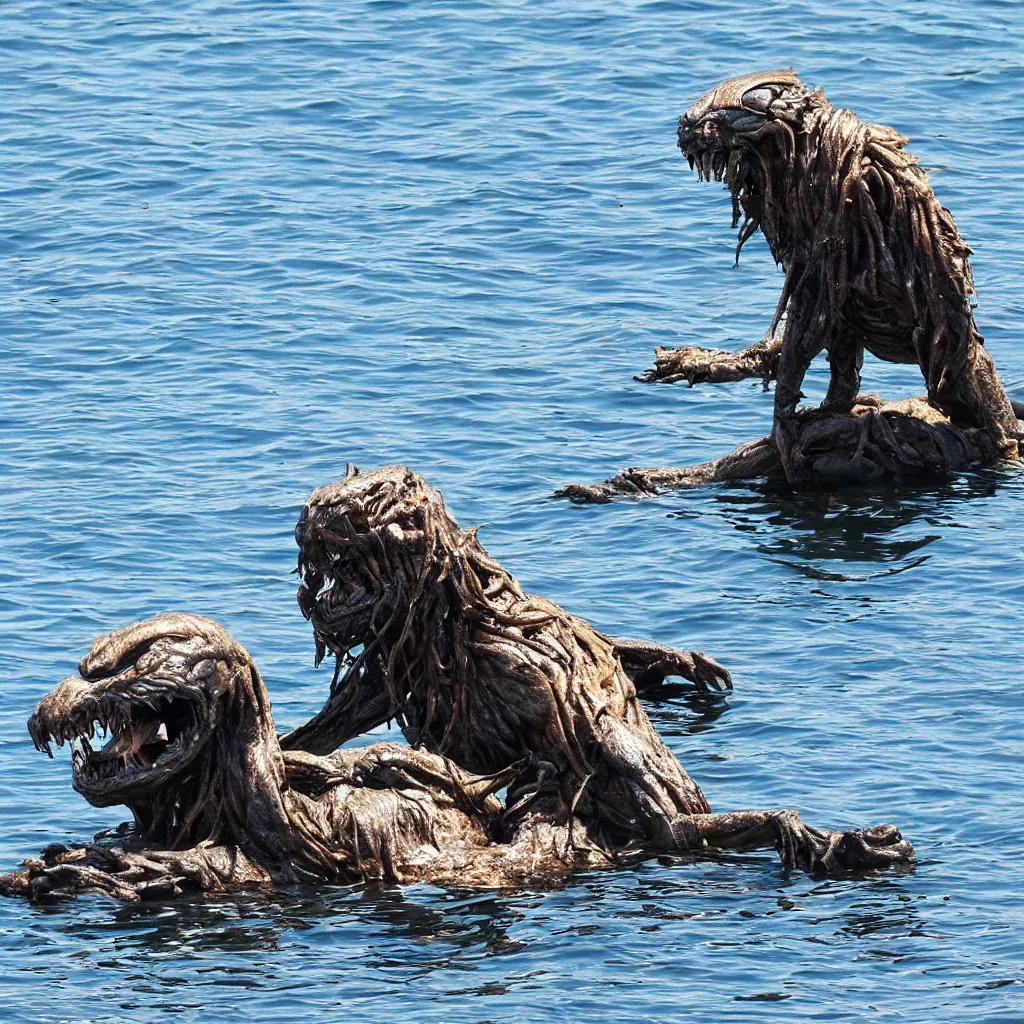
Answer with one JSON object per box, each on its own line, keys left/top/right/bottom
{"left": 277, "top": 464, "right": 912, "bottom": 882}
{"left": 1, "top": 612, "right": 911, "bottom": 901}
{"left": 0, "top": 614, "right": 552, "bottom": 900}
{"left": 560, "top": 69, "right": 1023, "bottom": 501}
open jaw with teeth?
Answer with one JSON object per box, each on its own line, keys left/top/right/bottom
{"left": 39, "top": 696, "right": 197, "bottom": 800}
{"left": 28, "top": 647, "right": 214, "bottom": 811}
{"left": 4, "top": 613, "right": 594, "bottom": 901}
{"left": 683, "top": 127, "right": 752, "bottom": 189}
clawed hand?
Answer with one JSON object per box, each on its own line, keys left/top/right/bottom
{"left": 1, "top": 843, "right": 250, "bottom": 902}
{"left": 637, "top": 346, "right": 754, "bottom": 386}
{"left": 771, "top": 811, "right": 914, "bottom": 874}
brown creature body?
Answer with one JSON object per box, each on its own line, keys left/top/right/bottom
{"left": 563, "top": 70, "right": 1022, "bottom": 499}
{"left": 1, "top": 611, "right": 912, "bottom": 901}
{"left": 0, "top": 615, "right": 567, "bottom": 901}
{"left": 281, "top": 464, "right": 912, "bottom": 875}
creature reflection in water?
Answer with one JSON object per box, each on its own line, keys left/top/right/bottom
{"left": 696, "top": 467, "right": 1008, "bottom": 571}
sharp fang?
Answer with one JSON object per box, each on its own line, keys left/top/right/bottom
{"left": 298, "top": 563, "right": 309, "bottom": 590}
{"left": 155, "top": 722, "right": 168, "bottom": 741}
{"left": 96, "top": 728, "right": 135, "bottom": 762}
{"left": 316, "top": 576, "right": 335, "bottom": 600}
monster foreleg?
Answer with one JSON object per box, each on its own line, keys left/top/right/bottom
{"left": 672, "top": 809, "right": 914, "bottom": 874}
{"left": 636, "top": 276, "right": 798, "bottom": 388}
{"left": 822, "top": 337, "right": 864, "bottom": 413}
{"left": 280, "top": 647, "right": 396, "bottom": 755}
{"left": 771, "top": 306, "right": 827, "bottom": 484}
{"left": 605, "top": 634, "right": 732, "bottom": 694}
{"left": 637, "top": 331, "right": 783, "bottom": 387}
{"left": 0, "top": 842, "right": 268, "bottom": 902}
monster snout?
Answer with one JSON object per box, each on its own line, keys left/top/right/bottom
{"left": 677, "top": 117, "right": 697, "bottom": 151}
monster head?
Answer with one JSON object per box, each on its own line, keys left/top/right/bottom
{"left": 294, "top": 464, "right": 486, "bottom": 667}
{"left": 27, "top": 614, "right": 279, "bottom": 845}
{"left": 287, "top": 464, "right": 535, "bottom": 757}
{"left": 677, "top": 69, "right": 812, "bottom": 174}
{"left": 677, "top": 69, "right": 824, "bottom": 257}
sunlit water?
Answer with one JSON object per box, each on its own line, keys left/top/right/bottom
{"left": 3, "top": 1, "right": 1024, "bottom": 1021}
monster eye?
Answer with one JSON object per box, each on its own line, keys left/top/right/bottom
{"left": 742, "top": 87, "right": 775, "bottom": 112}
{"left": 347, "top": 509, "right": 370, "bottom": 533}
{"left": 717, "top": 110, "right": 766, "bottom": 133}
{"left": 294, "top": 506, "right": 310, "bottom": 547}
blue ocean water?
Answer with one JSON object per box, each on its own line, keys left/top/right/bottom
{"left": 2, "top": 0, "right": 1024, "bottom": 1020}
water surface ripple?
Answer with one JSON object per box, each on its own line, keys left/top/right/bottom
{"left": 2, "top": 1, "right": 1023, "bottom": 1021}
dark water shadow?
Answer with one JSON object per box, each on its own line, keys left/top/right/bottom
{"left": 639, "top": 689, "right": 731, "bottom": 736}
{"left": 622, "top": 860, "right": 924, "bottom": 938}
{"left": 678, "top": 466, "right": 1017, "bottom": 575}
{"left": 21, "top": 842, "right": 922, "bottom": 969}
{"left": 29, "top": 880, "right": 533, "bottom": 963}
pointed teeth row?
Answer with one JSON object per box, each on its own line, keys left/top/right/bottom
{"left": 69, "top": 722, "right": 200, "bottom": 784}
{"left": 687, "top": 148, "right": 740, "bottom": 184}
{"left": 31, "top": 701, "right": 174, "bottom": 760}
{"left": 72, "top": 736, "right": 189, "bottom": 782}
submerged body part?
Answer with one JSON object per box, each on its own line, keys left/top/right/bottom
{"left": 619, "top": 69, "right": 1022, "bottom": 490}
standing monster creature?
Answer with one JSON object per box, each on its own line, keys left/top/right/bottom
{"left": 559, "top": 70, "right": 1023, "bottom": 501}
{"left": 281, "top": 464, "right": 912, "bottom": 876}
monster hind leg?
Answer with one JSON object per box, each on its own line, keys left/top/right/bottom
{"left": 554, "top": 436, "right": 780, "bottom": 503}
{"left": 932, "top": 342, "right": 1021, "bottom": 460}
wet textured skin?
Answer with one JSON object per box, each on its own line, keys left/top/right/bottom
{"left": 282, "top": 464, "right": 913, "bottom": 877}
{"left": 0, "top": 610, "right": 912, "bottom": 901}
{"left": 561, "top": 69, "right": 1023, "bottom": 499}
{"left": 0, "top": 615, "right": 579, "bottom": 900}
